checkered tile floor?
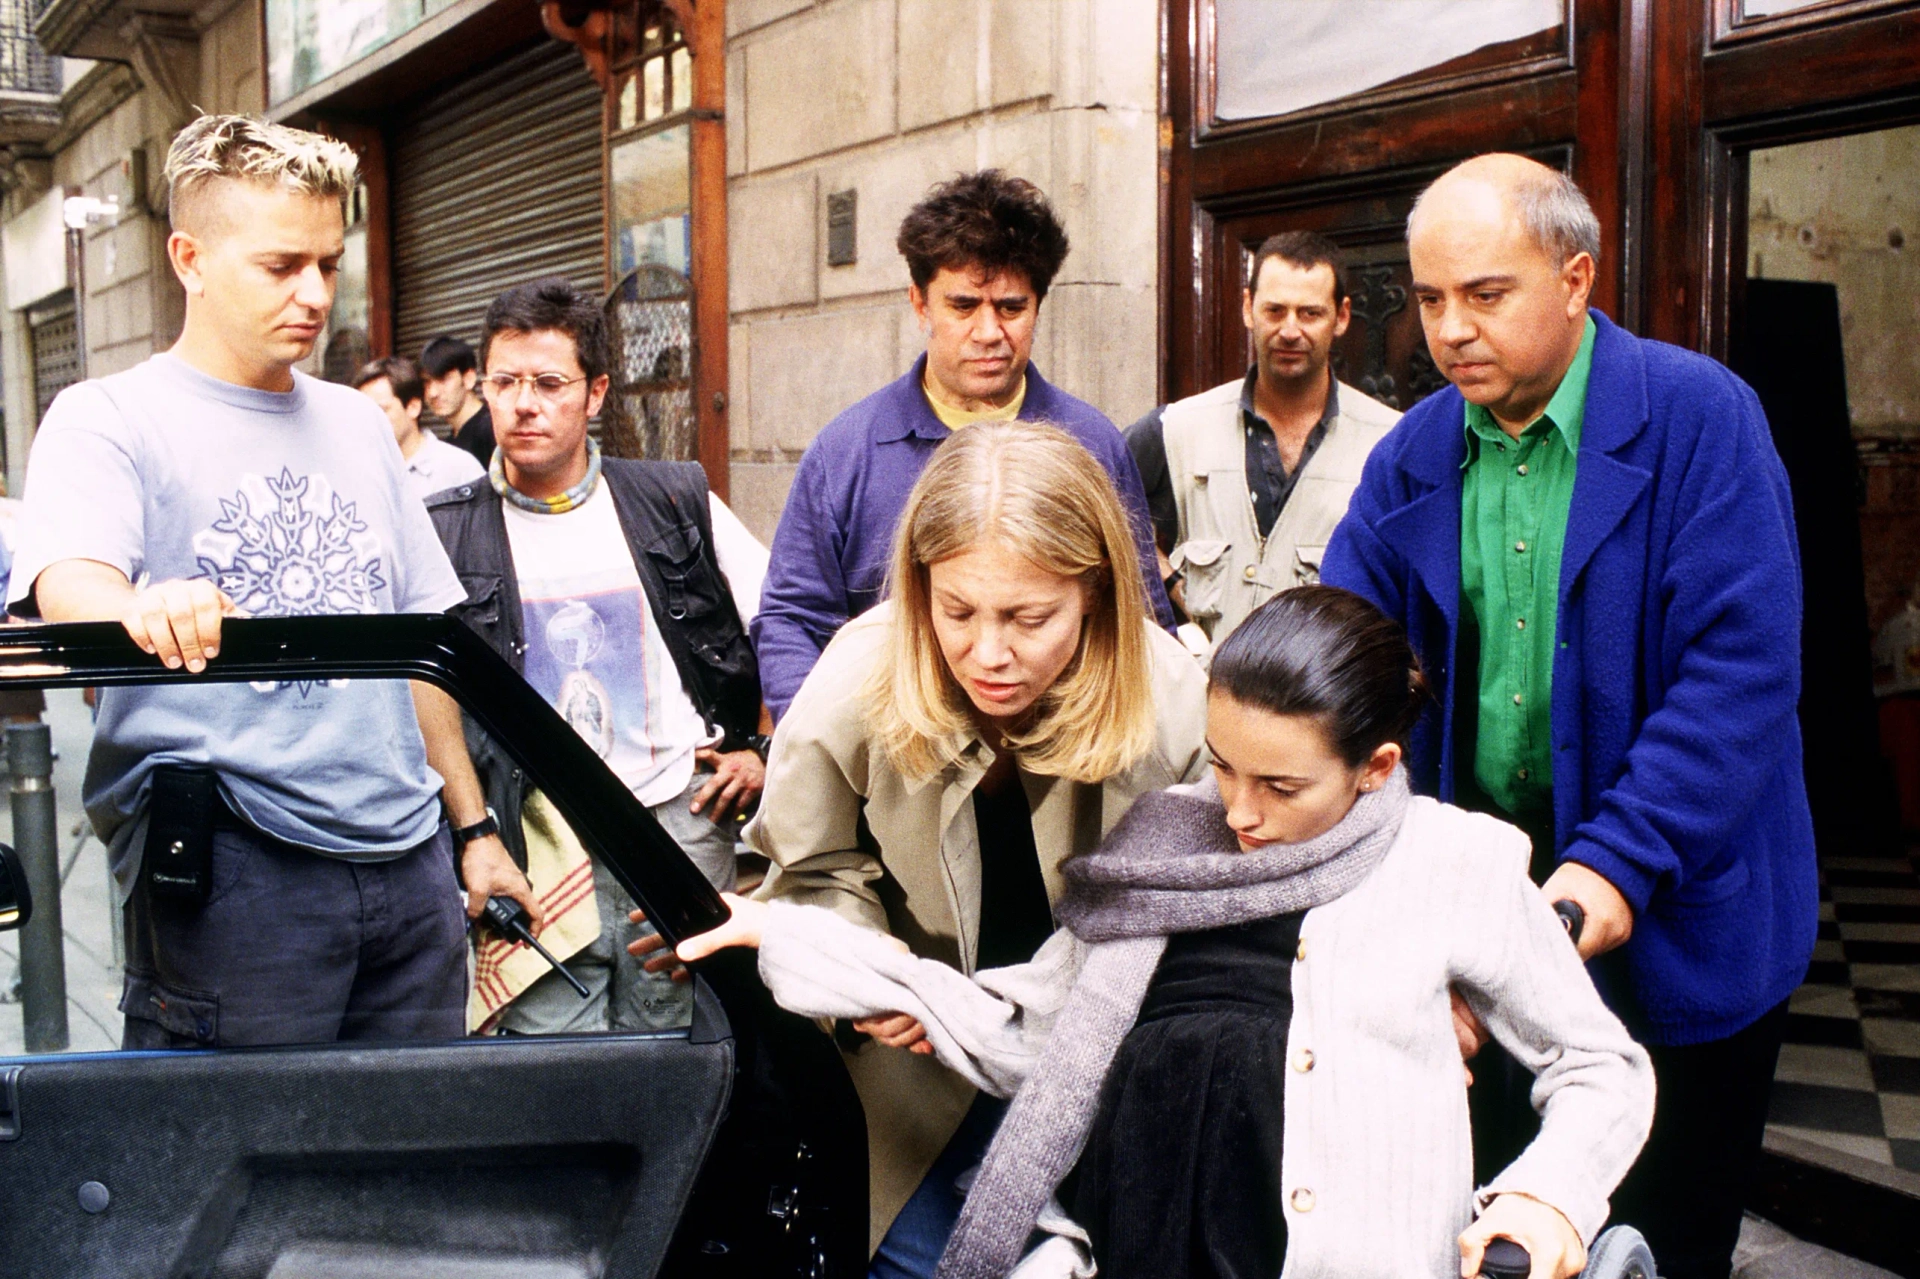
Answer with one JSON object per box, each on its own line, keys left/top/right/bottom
{"left": 1767, "top": 849, "right": 1920, "bottom": 1172}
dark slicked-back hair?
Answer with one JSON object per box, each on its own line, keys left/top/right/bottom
{"left": 1210, "top": 586, "right": 1429, "bottom": 768}
{"left": 350, "top": 355, "right": 424, "bottom": 407}
{"left": 896, "top": 170, "right": 1070, "bottom": 300}
{"left": 1246, "top": 229, "right": 1349, "bottom": 307}
{"left": 419, "top": 334, "right": 476, "bottom": 379}
{"left": 479, "top": 278, "right": 610, "bottom": 382}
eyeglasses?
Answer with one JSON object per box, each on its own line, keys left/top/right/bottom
{"left": 482, "top": 372, "right": 589, "bottom": 403}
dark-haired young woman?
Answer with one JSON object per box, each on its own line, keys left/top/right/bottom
{"left": 673, "top": 587, "right": 1654, "bottom": 1279}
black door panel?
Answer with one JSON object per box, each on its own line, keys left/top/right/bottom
{"left": 0, "top": 1030, "right": 729, "bottom": 1277}
{"left": 0, "top": 618, "right": 868, "bottom": 1278}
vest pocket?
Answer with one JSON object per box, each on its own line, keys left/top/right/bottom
{"left": 452, "top": 574, "right": 504, "bottom": 640}
{"left": 1171, "top": 538, "right": 1231, "bottom": 621}
{"left": 1293, "top": 544, "right": 1325, "bottom": 587}
{"left": 644, "top": 523, "right": 724, "bottom": 622}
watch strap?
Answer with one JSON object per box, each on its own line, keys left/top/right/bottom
{"left": 452, "top": 809, "right": 500, "bottom": 846}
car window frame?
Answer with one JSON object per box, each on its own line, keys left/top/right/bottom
{"left": 0, "top": 613, "right": 730, "bottom": 947}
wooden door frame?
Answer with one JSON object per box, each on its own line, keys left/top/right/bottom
{"left": 1161, "top": 0, "right": 1628, "bottom": 404}
{"left": 311, "top": 118, "right": 393, "bottom": 361}
{"left": 1166, "top": 0, "right": 1920, "bottom": 385}
{"left": 1641, "top": 1, "right": 1920, "bottom": 357}
{"left": 548, "top": 0, "right": 730, "bottom": 494}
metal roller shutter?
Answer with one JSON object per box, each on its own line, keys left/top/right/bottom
{"left": 391, "top": 40, "right": 604, "bottom": 364}
{"left": 29, "top": 295, "right": 79, "bottom": 428}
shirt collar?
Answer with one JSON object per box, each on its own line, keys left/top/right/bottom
{"left": 879, "top": 352, "right": 1045, "bottom": 444}
{"left": 1461, "top": 314, "right": 1597, "bottom": 463}
{"left": 1239, "top": 366, "right": 1342, "bottom": 433}
{"left": 873, "top": 353, "right": 944, "bottom": 444}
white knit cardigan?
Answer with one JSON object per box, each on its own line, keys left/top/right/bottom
{"left": 757, "top": 795, "right": 1656, "bottom": 1279}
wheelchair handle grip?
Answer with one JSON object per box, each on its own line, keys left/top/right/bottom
{"left": 1479, "top": 1237, "right": 1532, "bottom": 1278}
{"left": 1552, "top": 897, "right": 1586, "bottom": 947}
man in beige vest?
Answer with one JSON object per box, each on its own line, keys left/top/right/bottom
{"left": 1128, "top": 231, "right": 1400, "bottom": 648}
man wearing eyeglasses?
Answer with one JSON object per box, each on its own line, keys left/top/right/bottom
{"left": 427, "top": 277, "right": 770, "bottom": 1033}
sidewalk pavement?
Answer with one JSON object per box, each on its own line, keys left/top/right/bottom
{"left": 0, "top": 687, "right": 126, "bottom": 1055}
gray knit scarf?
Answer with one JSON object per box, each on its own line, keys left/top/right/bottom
{"left": 934, "top": 767, "right": 1412, "bottom": 1279}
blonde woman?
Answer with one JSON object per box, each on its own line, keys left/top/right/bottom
{"left": 742, "top": 421, "right": 1206, "bottom": 1278}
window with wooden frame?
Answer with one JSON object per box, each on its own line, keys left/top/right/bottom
{"left": 1163, "top": 0, "right": 1606, "bottom": 410}
{"left": 548, "top": 0, "right": 727, "bottom": 495}
{"left": 603, "top": 13, "right": 696, "bottom": 466}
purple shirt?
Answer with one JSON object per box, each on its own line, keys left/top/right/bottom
{"left": 753, "top": 355, "right": 1174, "bottom": 719}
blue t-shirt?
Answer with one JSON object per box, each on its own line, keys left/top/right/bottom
{"left": 9, "top": 354, "right": 466, "bottom": 877}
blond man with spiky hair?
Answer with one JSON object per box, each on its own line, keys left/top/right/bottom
{"left": 6, "top": 114, "right": 537, "bottom": 1050}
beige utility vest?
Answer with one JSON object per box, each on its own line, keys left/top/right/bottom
{"left": 1164, "top": 376, "right": 1400, "bottom": 647}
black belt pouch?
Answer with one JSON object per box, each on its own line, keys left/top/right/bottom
{"left": 143, "top": 765, "right": 221, "bottom": 906}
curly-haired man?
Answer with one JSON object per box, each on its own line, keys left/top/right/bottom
{"left": 752, "top": 170, "right": 1172, "bottom": 718}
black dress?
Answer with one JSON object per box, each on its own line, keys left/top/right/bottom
{"left": 1070, "top": 911, "right": 1304, "bottom": 1279}
{"left": 972, "top": 775, "right": 1056, "bottom": 971}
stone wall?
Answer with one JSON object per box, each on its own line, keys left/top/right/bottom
{"left": 723, "top": 0, "right": 1161, "bottom": 542}
{"left": 1749, "top": 126, "right": 1920, "bottom": 437}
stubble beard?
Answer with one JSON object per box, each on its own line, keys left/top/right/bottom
{"left": 1259, "top": 343, "right": 1329, "bottom": 394}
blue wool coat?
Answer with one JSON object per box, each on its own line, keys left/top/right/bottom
{"left": 1323, "top": 311, "right": 1818, "bottom": 1047}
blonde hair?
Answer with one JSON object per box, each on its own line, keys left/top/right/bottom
{"left": 164, "top": 114, "right": 359, "bottom": 232}
{"left": 865, "top": 420, "right": 1157, "bottom": 783}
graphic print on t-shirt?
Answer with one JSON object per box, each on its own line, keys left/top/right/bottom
{"left": 547, "top": 599, "right": 617, "bottom": 757}
{"left": 522, "top": 586, "right": 669, "bottom": 773}
{"left": 192, "top": 468, "right": 387, "bottom": 697}
{"left": 194, "top": 468, "right": 387, "bottom": 615}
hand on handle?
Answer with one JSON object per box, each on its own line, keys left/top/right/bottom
{"left": 1459, "top": 1193, "right": 1585, "bottom": 1279}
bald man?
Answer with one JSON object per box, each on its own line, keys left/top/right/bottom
{"left": 1325, "top": 155, "right": 1816, "bottom": 1279}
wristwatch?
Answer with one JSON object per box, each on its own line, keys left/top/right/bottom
{"left": 452, "top": 808, "right": 500, "bottom": 847}
{"left": 743, "top": 734, "right": 773, "bottom": 760}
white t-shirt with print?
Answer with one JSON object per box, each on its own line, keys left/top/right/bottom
{"left": 504, "top": 487, "right": 766, "bottom": 808}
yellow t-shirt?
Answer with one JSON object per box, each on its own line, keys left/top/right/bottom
{"left": 922, "top": 371, "right": 1027, "bottom": 428}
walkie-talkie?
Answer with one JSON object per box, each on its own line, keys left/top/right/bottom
{"left": 478, "top": 896, "right": 591, "bottom": 1000}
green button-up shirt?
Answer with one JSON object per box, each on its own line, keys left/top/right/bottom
{"left": 1459, "top": 316, "right": 1596, "bottom": 820}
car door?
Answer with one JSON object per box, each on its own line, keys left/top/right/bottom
{"left": 0, "top": 615, "right": 865, "bottom": 1279}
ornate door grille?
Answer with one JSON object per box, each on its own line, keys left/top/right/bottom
{"left": 601, "top": 265, "right": 695, "bottom": 462}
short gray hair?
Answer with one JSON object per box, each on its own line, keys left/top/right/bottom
{"left": 1408, "top": 163, "right": 1601, "bottom": 267}
{"left": 164, "top": 114, "right": 358, "bottom": 227}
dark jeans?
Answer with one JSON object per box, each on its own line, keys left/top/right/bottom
{"left": 121, "top": 821, "right": 468, "bottom": 1049}
{"left": 1609, "top": 1000, "right": 1789, "bottom": 1279}
{"left": 868, "top": 1094, "right": 1009, "bottom": 1279}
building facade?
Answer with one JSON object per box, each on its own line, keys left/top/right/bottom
{"left": 0, "top": 0, "right": 260, "bottom": 497}
{"left": 721, "top": 0, "right": 1159, "bottom": 539}
{"left": 0, "top": 0, "right": 1163, "bottom": 541}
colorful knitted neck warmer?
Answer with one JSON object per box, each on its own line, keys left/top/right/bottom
{"left": 491, "top": 438, "right": 602, "bottom": 514}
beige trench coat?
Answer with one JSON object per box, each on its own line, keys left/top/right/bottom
{"left": 747, "top": 605, "right": 1210, "bottom": 1253}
